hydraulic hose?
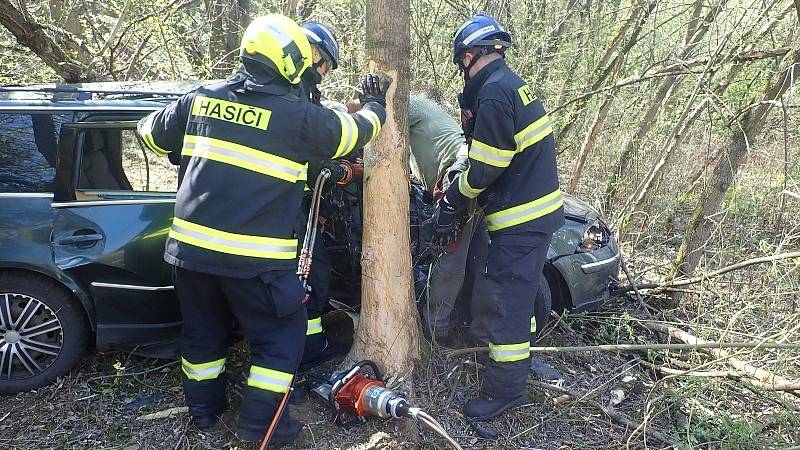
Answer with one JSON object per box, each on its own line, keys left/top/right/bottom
{"left": 414, "top": 411, "right": 463, "bottom": 450}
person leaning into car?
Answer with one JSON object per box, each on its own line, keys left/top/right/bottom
{"left": 135, "top": 14, "right": 387, "bottom": 444}
{"left": 433, "top": 14, "right": 565, "bottom": 421}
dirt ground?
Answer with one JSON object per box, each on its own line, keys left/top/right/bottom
{"left": 3, "top": 290, "right": 799, "bottom": 450}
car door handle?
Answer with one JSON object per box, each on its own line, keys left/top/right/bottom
{"left": 58, "top": 233, "right": 103, "bottom": 245}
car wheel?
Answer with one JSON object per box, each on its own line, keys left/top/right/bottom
{"left": 0, "top": 272, "right": 89, "bottom": 395}
{"left": 533, "top": 275, "right": 552, "bottom": 340}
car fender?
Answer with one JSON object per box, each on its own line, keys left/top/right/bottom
{"left": 0, "top": 263, "right": 96, "bottom": 329}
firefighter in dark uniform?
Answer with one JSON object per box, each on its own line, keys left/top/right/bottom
{"left": 295, "top": 21, "right": 345, "bottom": 368}
{"left": 136, "top": 14, "right": 387, "bottom": 443}
{"left": 433, "top": 13, "right": 565, "bottom": 420}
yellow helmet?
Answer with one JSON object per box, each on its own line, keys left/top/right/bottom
{"left": 240, "top": 14, "right": 312, "bottom": 85}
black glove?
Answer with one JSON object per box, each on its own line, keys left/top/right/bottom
{"left": 323, "top": 160, "right": 349, "bottom": 184}
{"left": 359, "top": 73, "right": 390, "bottom": 107}
{"left": 432, "top": 198, "right": 458, "bottom": 246}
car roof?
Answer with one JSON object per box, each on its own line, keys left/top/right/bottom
{"left": 0, "top": 80, "right": 214, "bottom": 112}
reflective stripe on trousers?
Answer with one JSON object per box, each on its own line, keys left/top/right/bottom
{"left": 247, "top": 365, "right": 293, "bottom": 393}
{"left": 488, "top": 341, "right": 530, "bottom": 362}
{"left": 306, "top": 317, "right": 323, "bottom": 336}
{"left": 182, "top": 357, "right": 226, "bottom": 381}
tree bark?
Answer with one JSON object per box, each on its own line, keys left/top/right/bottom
{"left": 346, "top": 0, "right": 419, "bottom": 379}
{"left": 0, "top": 0, "right": 92, "bottom": 82}
{"left": 670, "top": 37, "right": 800, "bottom": 305}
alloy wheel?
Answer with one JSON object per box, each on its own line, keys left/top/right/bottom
{"left": 0, "top": 293, "right": 63, "bottom": 380}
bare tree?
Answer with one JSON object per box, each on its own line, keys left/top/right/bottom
{"left": 346, "top": 0, "right": 420, "bottom": 377}
{"left": 670, "top": 37, "right": 800, "bottom": 305}
{"left": 0, "top": 0, "right": 93, "bottom": 82}
{"left": 602, "top": 0, "right": 730, "bottom": 213}
{"left": 206, "top": 0, "right": 250, "bottom": 77}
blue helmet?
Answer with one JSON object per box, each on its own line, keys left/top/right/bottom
{"left": 300, "top": 21, "right": 340, "bottom": 70}
{"left": 452, "top": 13, "right": 512, "bottom": 65}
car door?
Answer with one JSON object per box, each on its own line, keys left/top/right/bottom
{"left": 51, "top": 119, "right": 181, "bottom": 353}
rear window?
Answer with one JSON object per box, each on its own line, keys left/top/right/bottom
{"left": 0, "top": 113, "right": 70, "bottom": 193}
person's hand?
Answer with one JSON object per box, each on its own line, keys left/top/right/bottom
{"left": 432, "top": 198, "right": 458, "bottom": 247}
{"left": 358, "top": 73, "right": 391, "bottom": 107}
{"left": 323, "top": 160, "right": 351, "bottom": 184}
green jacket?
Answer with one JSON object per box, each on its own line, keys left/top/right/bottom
{"left": 408, "top": 95, "right": 466, "bottom": 193}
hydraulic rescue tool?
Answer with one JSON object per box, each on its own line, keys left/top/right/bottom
{"left": 313, "top": 360, "right": 463, "bottom": 450}
{"left": 297, "top": 162, "right": 363, "bottom": 303}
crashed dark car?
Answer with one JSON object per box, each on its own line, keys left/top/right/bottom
{"left": 0, "top": 83, "right": 620, "bottom": 395}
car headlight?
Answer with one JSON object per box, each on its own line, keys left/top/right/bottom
{"left": 577, "top": 221, "right": 610, "bottom": 252}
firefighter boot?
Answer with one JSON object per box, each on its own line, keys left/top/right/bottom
{"left": 463, "top": 393, "right": 527, "bottom": 421}
{"left": 237, "top": 408, "right": 304, "bottom": 444}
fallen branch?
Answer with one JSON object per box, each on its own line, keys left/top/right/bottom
{"left": 137, "top": 406, "right": 188, "bottom": 421}
{"left": 612, "top": 251, "right": 800, "bottom": 295}
{"left": 445, "top": 341, "right": 800, "bottom": 359}
{"left": 526, "top": 380, "right": 675, "bottom": 445}
{"left": 642, "top": 322, "right": 800, "bottom": 398}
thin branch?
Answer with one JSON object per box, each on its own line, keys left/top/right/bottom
{"left": 613, "top": 251, "right": 800, "bottom": 295}
{"left": 445, "top": 341, "right": 800, "bottom": 359}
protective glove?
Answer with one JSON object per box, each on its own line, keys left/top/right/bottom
{"left": 323, "top": 160, "right": 350, "bottom": 184}
{"left": 432, "top": 198, "right": 458, "bottom": 247}
{"left": 359, "top": 73, "right": 391, "bottom": 107}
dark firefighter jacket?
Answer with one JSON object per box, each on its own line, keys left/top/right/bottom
{"left": 445, "top": 59, "right": 565, "bottom": 235}
{"left": 137, "top": 76, "right": 385, "bottom": 278}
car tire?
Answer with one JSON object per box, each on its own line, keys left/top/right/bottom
{"left": 533, "top": 275, "right": 552, "bottom": 340}
{"left": 0, "top": 272, "right": 89, "bottom": 395}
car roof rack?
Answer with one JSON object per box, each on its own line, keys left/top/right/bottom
{"left": 0, "top": 85, "right": 188, "bottom": 101}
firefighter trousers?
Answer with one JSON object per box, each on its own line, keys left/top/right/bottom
{"left": 423, "top": 209, "right": 489, "bottom": 338}
{"left": 470, "top": 231, "right": 552, "bottom": 398}
{"left": 174, "top": 267, "right": 307, "bottom": 438}
{"left": 296, "top": 208, "right": 333, "bottom": 360}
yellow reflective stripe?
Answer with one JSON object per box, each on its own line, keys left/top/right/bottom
{"left": 514, "top": 115, "right": 554, "bottom": 151}
{"left": 489, "top": 342, "right": 530, "bottom": 362}
{"left": 138, "top": 112, "right": 170, "bottom": 157}
{"left": 182, "top": 357, "right": 225, "bottom": 381}
{"left": 457, "top": 168, "right": 484, "bottom": 199}
{"left": 306, "top": 317, "right": 323, "bottom": 336}
{"left": 469, "top": 139, "right": 516, "bottom": 168}
{"left": 356, "top": 109, "right": 382, "bottom": 141}
{"left": 530, "top": 316, "right": 537, "bottom": 333}
{"left": 190, "top": 95, "right": 271, "bottom": 130}
{"left": 333, "top": 111, "right": 358, "bottom": 158}
{"left": 169, "top": 217, "right": 297, "bottom": 259}
{"left": 247, "top": 365, "right": 293, "bottom": 393}
{"left": 485, "top": 189, "right": 564, "bottom": 232}
{"left": 183, "top": 135, "right": 307, "bottom": 183}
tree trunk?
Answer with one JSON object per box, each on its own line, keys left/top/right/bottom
{"left": 0, "top": 0, "right": 91, "bottom": 82}
{"left": 670, "top": 37, "right": 800, "bottom": 305}
{"left": 566, "top": 90, "right": 614, "bottom": 194}
{"left": 346, "top": 0, "right": 419, "bottom": 379}
{"left": 277, "top": 0, "right": 300, "bottom": 17}
{"left": 206, "top": 0, "right": 250, "bottom": 77}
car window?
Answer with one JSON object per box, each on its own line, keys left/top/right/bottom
{"left": 0, "top": 113, "right": 70, "bottom": 193}
{"left": 76, "top": 128, "right": 177, "bottom": 197}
